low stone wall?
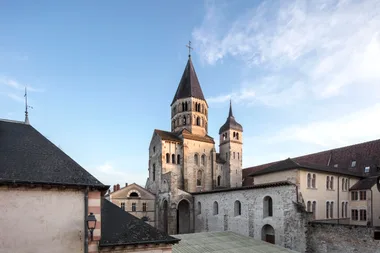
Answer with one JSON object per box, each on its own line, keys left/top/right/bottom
{"left": 307, "top": 222, "right": 380, "bottom": 253}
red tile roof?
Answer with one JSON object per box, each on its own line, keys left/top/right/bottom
{"left": 243, "top": 138, "right": 380, "bottom": 186}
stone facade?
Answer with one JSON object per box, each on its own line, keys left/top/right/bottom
{"left": 307, "top": 222, "right": 380, "bottom": 253}
{"left": 193, "top": 184, "right": 309, "bottom": 253}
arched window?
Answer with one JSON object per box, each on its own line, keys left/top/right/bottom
{"left": 172, "top": 154, "right": 175, "bottom": 164}
{"left": 217, "top": 175, "right": 221, "bottom": 186}
{"left": 326, "top": 176, "right": 330, "bottom": 189}
{"left": 129, "top": 192, "right": 139, "bottom": 198}
{"left": 312, "top": 174, "right": 316, "bottom": 188}
{"left": 341, "top": 202, "right": 344, "bottom": 217}
{"left": 194, "top": 154, "right": 199, "bottom": 165}
{"left": 166, "top": 153, "right": 170, "bottom": 163}
{"left": 197, "top": 170, "right": 202, "bottom": 186}
{"left": 177, "top": 154, "right": 180, "bottom": 164}
{"left": 307, "top": 201, "right": 311, "bottom": 212}
{"left": 330, "top": 176, "right": 334, "bottom": 190}
{"left": 213, "top": 201, "right": 218, "bottom": 215}
{"left": 236, "top": 132, "right": 239, "bottom": 140}
{"left": 342, "top": 178, "right": 345, "bottom": 191}
{"left": 307, "top": 173, "right": 311, "bottom": 188}
{"left": 233, "top": 132, "right": 236, "bottom": 138}
{"left": 345, "top": 202, "right": 348, "bottom": 218}
{"left": 330, "top": 201, "right": 334, "bottom": 218}
{"left": 182, "top": 102, "right": 185, "bottom": 111}
{"left": 185, "top": 102, "right": 188, "bottom": 111}
{"left": 263, "top": 196, "right": 273, "bottom": 217}
{"left": 312, "top": 201, "right": 316, "bottom": 219}
{"left": 197, "top": 202, "right": 202, "bottom": 215}
{"left": 201, "top": 154, "right": 206, "bottom": 166}
{"left": 196, "top": 117, "right": 200, "bottom": 126}
{"left": 234, "top": 200, "right": 241, "bottom": 216}
{"left": 201, "top": 104, "right": 204, "bottom": 113}
{"left": 152, "top": 163, "right": 156, "bottom": 181}
{"left": 233, "top": 152, "right": 235, "bottom": 159}
{"left": 238, "top": 152, "right": 240, "bottom": 160}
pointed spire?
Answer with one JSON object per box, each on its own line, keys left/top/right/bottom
{"left": 229, "top": 99, "right": 234, "bottom": 118}
{"left": 24, "top": 87, "right": 30, "bottom": 125}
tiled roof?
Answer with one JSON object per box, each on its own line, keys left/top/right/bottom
{"left": 0, "top": 119, "right": 106, "bottom": 189}
{"left": 219, "top": 102, "right": 243, "bottom": 134}
{"left": 350, "top": 176, "right": 378, "bottom": 190}
{"left": 248, "top": 158, "right": 362, "bottom": 178}
{"left": 100, "top": 200, "right": 180, "bottom": 247}
{"left": 243, "top": 139, "right": 380, "bottom": 186}
{"left": 191, "top": 181, "right": 292, "bottom": 195}
{"left": 171, "top": 57, "right": 206, "bottom": 105}
{"left": 155, "top": 129, "right": 182, "bottom": 142}
{"left": 181, "top": 130, "right": 215, "bottom": 144}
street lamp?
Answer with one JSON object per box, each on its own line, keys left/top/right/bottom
{"left": 87, "top": 212, "right": 97, "bottom": 241}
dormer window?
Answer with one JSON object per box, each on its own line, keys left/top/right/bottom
{"left": 364, "top": 166, "right": 370, "bottom": 173}
{"left": 351, "top": 160, "right": 356, "bottom": 167}
{"left": 334, "top": 164, "right": 338, "bottom": 168}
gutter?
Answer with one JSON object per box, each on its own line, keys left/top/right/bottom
{"left": 84, "top": 187, "right": 89, "bottom": 253}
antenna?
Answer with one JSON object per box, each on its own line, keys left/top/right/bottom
{"left": 24, "top": 87, "right": 33, "bottom": 124}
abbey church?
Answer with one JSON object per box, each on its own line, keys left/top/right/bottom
{"left": 145, "top": 54, "right": 245, "bottom": 233}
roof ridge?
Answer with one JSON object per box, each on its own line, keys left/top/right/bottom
{"left": 0, "top": 118, "right": 26, "bottom": 124}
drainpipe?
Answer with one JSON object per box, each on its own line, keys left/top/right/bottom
{"left": 370, "top": 188, "right": 373, "bottom": 227}
{"left": 84, "top": 187, "right": 89, "bottom": 253}
{"left": 338, "top": 176, "right": 340, "bottom": 224}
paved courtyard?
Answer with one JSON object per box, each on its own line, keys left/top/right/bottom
{"left": 172, "top": 231, "right": 297, "bottom": 253}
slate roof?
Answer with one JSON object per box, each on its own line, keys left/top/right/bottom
{"left": 171, "top": 57, "right": 205, "bottom": 105}
{"left": 248, "top": 158, "right": 363, "bottom": 178}
{"left": 0, "top": 119, "right": 106, "bottom": 189}
{"left": 243, "top": 138, "right": 380, "bottom": 186}
{"left": 100, "top": 199, "right": 180, "bottom": 247}
{"left": 350, "top": 176, "right": 378, "bottom": 190}
{"left": 219, "top": 101, "right": 243, "bottom": 134}
{"left": 155, "top": 129, "right": 182, "bottom": 142}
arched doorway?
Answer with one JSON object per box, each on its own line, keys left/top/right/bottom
{"left": 261, "top": 224, "right": 275, "bottom": 244}
{"left": 177, "top": 200, "right": 190, "bottom": 234}
{"left": 163, "top": 200, "right": 168, "bottom": 233}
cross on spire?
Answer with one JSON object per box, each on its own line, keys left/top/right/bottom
{"left": 24, "top": 87, "right": 33, "bottom": 125}
{"left": 186, "top": 40, "right": 193, "bottom": 58}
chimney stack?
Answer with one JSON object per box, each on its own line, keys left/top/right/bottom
{"left": 117, "top": 184, "right": 120, "bottom": 190}
{"left": 113, "top": 185, "right": 116, "bottom": 192}
{"left": 125, "top": 183, "right": 128, "bottom": 187}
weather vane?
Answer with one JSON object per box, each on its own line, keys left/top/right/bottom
{"left": 186, "top": 41, "right": 193, "bottom": 58}
{"left": 24, "top": 87, "right": 33, "bottom": 124}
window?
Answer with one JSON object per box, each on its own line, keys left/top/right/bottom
{"left": 201, "top": 154, "right": 206, "bottom": 166}
{"left": 166, "top": 153, "right": 170, "bottom": 163}
{"left": 153, "top": 146, "right": 156, "bottom": 153}
{"left": 342, "top": 178, "right": 345, "bottom": 191}
{"left": 233, "top": 152, "right": 235, "bottom": 159}
{"left": 238, "top": 152, "right": 240, "bottom": 160}
{"left": 351, "top": 209, "right": 358, "bottom": 220}
{"left": 196, "top": 117, "right": 200, "bottom": 126}
{"left": 307, "top": 201, "right": 311, "bottom": 212}
{"left": 307, "top": 173, "right": 311, "bottom": 188}
{"left": 345, "top": 202, "right": 348, "bottom": 218}
{"left": 234, "top": 200, "right": 241, "bottom": 216}
{"left": 197, "top": 170, "right": 202, "bottom": 186}
{"left": 183, "top": 116, "right": 186, "bottom": 125}
{"left": 326, "top": 176, "right": 330, "bottom": 189}
{"left": 341, "top": 202, "right": 344, "bottom": 218}
{"left": 172, "top": 154, "right": 175, "bottom": 164}
{"left": 351, "top": 160, "right": 356, "bottom": 167}
{"left": 326, "top": 202, "right": 330, "bottom": 218}
{"left": 132, "top": 203, "right": 136, "bottom": 212}
{"left": 360, "top": 210, "right": 367, "bottom": 221}
{"left": 330, "top": 176, "right": 334, "bottom": 190}
{"left": 351, "top": 191, "right": 358, "bottom": 200}
{"left": 263, "top": 196, "right": 273, "bottom": 217}
{"left": 334, "top": 164, "right": 338, "bottom": 168}
{"left": 365, "top": 166, "right": 370, "bottom": 173}
{"left": 312, "top": 201, "right": 316, "bottom": 219}
{"left": 312, "top": 174, "right": 316, "bottom": 188}
{"left": 152, "top": 163, "right": 156, "bottom": 181}
{"left": 197, "top": 202, "right": 202, "bottom": 215}
{"left": 194, "top": 154, "right": 199, "bottom": 165}
{"left": 330, "top": 201, "right": 334, "bottom": 218}
{"left": 142, "top": 203, "right": 147, "bottom": 212}
{"left": 217, "top": 175, "right": 221, "bottom": 186}
{"left": 213, "top": 201, "right": 218, "bottom": 215}
{"left": 360, "top": 191, "right": 367, "bottom": 200}
{"left": 345, "top": 179, "right": 349, "bottom": 191}
{"left": 121, "top": 202, "right": 125, "bottom": 211}
{"left": 129, "top": 192, "right": 139, "bottom": 198}
{"left": 177, "top": 154, "right": 180, "bottom": 164}
{"left": 236, "top": 132, "right": 239, "bottom": 140}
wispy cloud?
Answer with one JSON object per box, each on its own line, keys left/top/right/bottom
{"left": 194, "top": 0, "right": 380, "bottom": 106}
{"left": 0, "top": 77, "right": 44, "bottom": 92}
{"left": 7, "top": 93, "right": 24, "bottom": 103}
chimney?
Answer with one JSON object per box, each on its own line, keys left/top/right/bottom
{"left": 117, "top": 184, "right": 120, "bottom": 190}
{"left": 125, "top": 183, "right": 128, "bottom": 187}
{"left": 113, "top": 185, "right": 116, "bottom": 192}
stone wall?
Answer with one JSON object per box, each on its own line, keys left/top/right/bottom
{"left": 307, "top": 223, "right": 380, "bottom": 253}
{"left": 193, "top": 184, "right": 309, "bottom": 252}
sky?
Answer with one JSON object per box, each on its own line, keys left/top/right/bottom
{"left": 1, "top": 0, "right": 380, "bottom": 187}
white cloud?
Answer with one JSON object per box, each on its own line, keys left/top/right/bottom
{"left": 0, "top": 77, "right": 44, "bottom": 92}
{"left": 194, "top": 0, "right": 380, "bottom": 105}
{"left": 268, "top": 103, "right": 380, "bottom": 148}
{"left": 6, "top": 93, "right": 24, "bottom": 103}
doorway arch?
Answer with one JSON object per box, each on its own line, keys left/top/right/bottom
{"left": 163, "top": 200, "right": 168, "bottom": 233}
{"left": 177, "top": 199, "right": 190, "bottom": 234}
{"left": 261, "top": 224, "right": 275, "bottom": 244}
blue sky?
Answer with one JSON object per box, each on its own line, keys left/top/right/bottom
{"left": 1, "top": 0, "right": 380, "bottom": 187}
